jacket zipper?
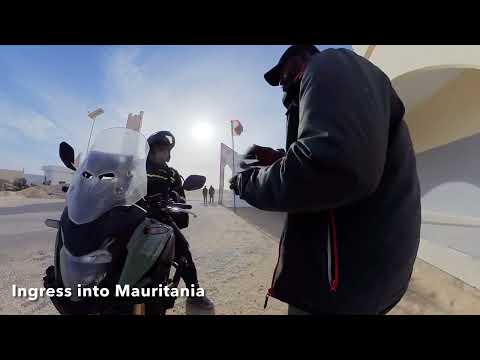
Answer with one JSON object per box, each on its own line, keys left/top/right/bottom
{"left": 328, "top": 210, "right": 339, "bottom": 292}
{"left": 264, "top": 234, "right": 283, "bottom": 309}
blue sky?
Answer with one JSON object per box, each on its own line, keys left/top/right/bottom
{"left": 0, "top": 45, "right": 351, "bottom": 186}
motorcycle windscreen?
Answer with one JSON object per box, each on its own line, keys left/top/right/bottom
{"left": 67, "top": 127, "right": 150, "bottom": 225}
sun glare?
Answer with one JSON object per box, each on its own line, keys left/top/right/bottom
{"left": 191, "top": 121, "right": 214, "bottom": 142}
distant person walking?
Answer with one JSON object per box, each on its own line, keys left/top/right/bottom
{"left": 202, "top": 186, "right": 208, "bottom": 205}
{"left": 209, "top": 186, "right": 215, "bottom": 204}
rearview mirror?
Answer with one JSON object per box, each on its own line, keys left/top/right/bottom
{"left": 183, "top": 175, "right": 206, "bottom": 191}
{"left": 59, "top": 142, "right": 76, "bottom": 171}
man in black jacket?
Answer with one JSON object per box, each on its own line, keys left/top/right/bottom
{"left": 147, "top": 131, "right": 214, "bottom": 313}
{"left": 230, "top": 45, "right": 421, "bottom": 315}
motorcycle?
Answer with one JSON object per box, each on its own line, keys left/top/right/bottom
{"left": 43, "top": 127, "right": 206, "bottom": 315}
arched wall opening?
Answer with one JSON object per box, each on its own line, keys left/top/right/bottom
{"left": 392, "top": 65, "right": 480, "bottom": 257}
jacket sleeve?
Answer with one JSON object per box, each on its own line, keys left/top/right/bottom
{"left": 237, "top": 50, "right": 393, "bottom": 212}
{"left": 172, "top": 169, "right": 186, "bottom": 202}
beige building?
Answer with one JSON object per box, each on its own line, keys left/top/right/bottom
{"left": 353, "top": 45, "right": 480, "bottom": 289}
{"left": 42, "top": 165, "right": 73, "bottom": 185}
{"left": 0, "top": 169, "right": 24, "bottom": 184}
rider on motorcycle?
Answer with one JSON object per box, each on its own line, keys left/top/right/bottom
{"left": 146, "top": 130, "right": 214, "bottom": 313}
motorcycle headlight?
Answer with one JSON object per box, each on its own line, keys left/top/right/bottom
{"left": 59, "top": 246, "right": 112, "bottom": 302}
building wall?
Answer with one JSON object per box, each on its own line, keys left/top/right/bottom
{"left": 0, "top": 169, "right": 24, "bottom": 183}
{"left": 391, "top": 68, "right": 465, "bottom": 113}
{"left": 417, "top": 132, "right": 480, "bottom": 215}
{"left": 352, "top": 45, "right": 480, "bottom": 289}
{"left": 352, "top": 45, "right": 480, "bottom": 80}
{"left": 218, "top": 143, "right": 247, "bottom": 205}
{"left": 416, "top": 132, "right": 480, "bottom": 259}
{"left": 42, "top": 166, "right": 73, "bottom": 185}
{"left": 24, "top": 174, "right": 45, "bottom": 186}
{"left": 406, "top": 69, "right": 480, "bottom": 153}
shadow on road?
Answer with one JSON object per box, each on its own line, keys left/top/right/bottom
{"left": 226, "top": 207, "right": 285, "bottom": 240}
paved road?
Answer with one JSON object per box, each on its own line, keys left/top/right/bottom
{"left": 0, "top": 201, "right": 66, "bottom": 314}
{"left": 0, "top": 202, "right": 65, "bottom": 257}
{"left": 0, "top": 202, "right": 65, "bottom": 216}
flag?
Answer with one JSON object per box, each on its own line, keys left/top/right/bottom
{"left": 231, "top": 120, "right": 243, "bottom": 136}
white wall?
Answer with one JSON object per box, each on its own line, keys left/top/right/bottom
{"left": 353, "top": 45, "right": 480, "bottom": 80}
{"left": 417, "top": 133, "right": 480, "bottom": 264}
{"left": 42, "top": 166, "right": 73, "bottom": 185}
{"left": 24, "top": 174, "right": 44, "bottom": 185}
{"left": 405, "top": 69, "right": 480, "bottom": 153}
{"left": 218, "top": 143, "right": 250, "bottom": 206}
{"left": 352, "top": 45, "right": 480, "bottom": 288}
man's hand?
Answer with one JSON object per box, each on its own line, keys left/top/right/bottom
{"left": 240, "top": 145, "right": 285, "bottom": 168}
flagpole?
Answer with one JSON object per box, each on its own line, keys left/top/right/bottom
{"left": 219, "top": 144, "right": 224, "bottom": 205}
{"left": 86, "top": 108, "right": 104, "bottom": 155}
{"left": 86, "top": 118, "right": 96, "bottom": 155}
{"left": 231, "top": 120, "right": 236, "bottom": 213}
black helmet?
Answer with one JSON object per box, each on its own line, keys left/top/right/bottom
{"left": 147, "top": 131, "right": 175, "bottom": 150}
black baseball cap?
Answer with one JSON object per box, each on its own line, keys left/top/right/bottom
{"left": 264, "top": 45, "right": 320, "bottom": 86}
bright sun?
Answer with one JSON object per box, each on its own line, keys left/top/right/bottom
{"left": 191, "top": 121, "right": 214, "bottom": 142}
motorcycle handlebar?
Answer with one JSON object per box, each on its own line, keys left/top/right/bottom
{"left": 167, "top": 206, "right": 197, "bottom": 218}
{"left": 145, "top": 195, "right": 191, "bottom": 208}
{"left": 170, "top": 203, "right": 192, "bottom": 210}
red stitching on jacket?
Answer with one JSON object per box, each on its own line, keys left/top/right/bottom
{"left": 329, "top": 209, "right": 339, "bottom": 292}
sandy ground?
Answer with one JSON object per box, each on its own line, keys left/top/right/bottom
{"left": 167, "top": 202, "right": 287, "bottom": 315}
{"left": 1, "top": 194, "right": 479, "bottom": 315}
{"left": 231, "top": 207, "right": 480, "bottom": 315}
{"left": 389, "top": 259, "right": 480, "bottom": 314}
{"left": 0, "top": 186, "right": 65, "bottom": 208}
{"left": 0, "top": 200, "right": 65, "bottom": 315}
{"left": 0, "top": 199, "right": 287, "bottom": 315}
